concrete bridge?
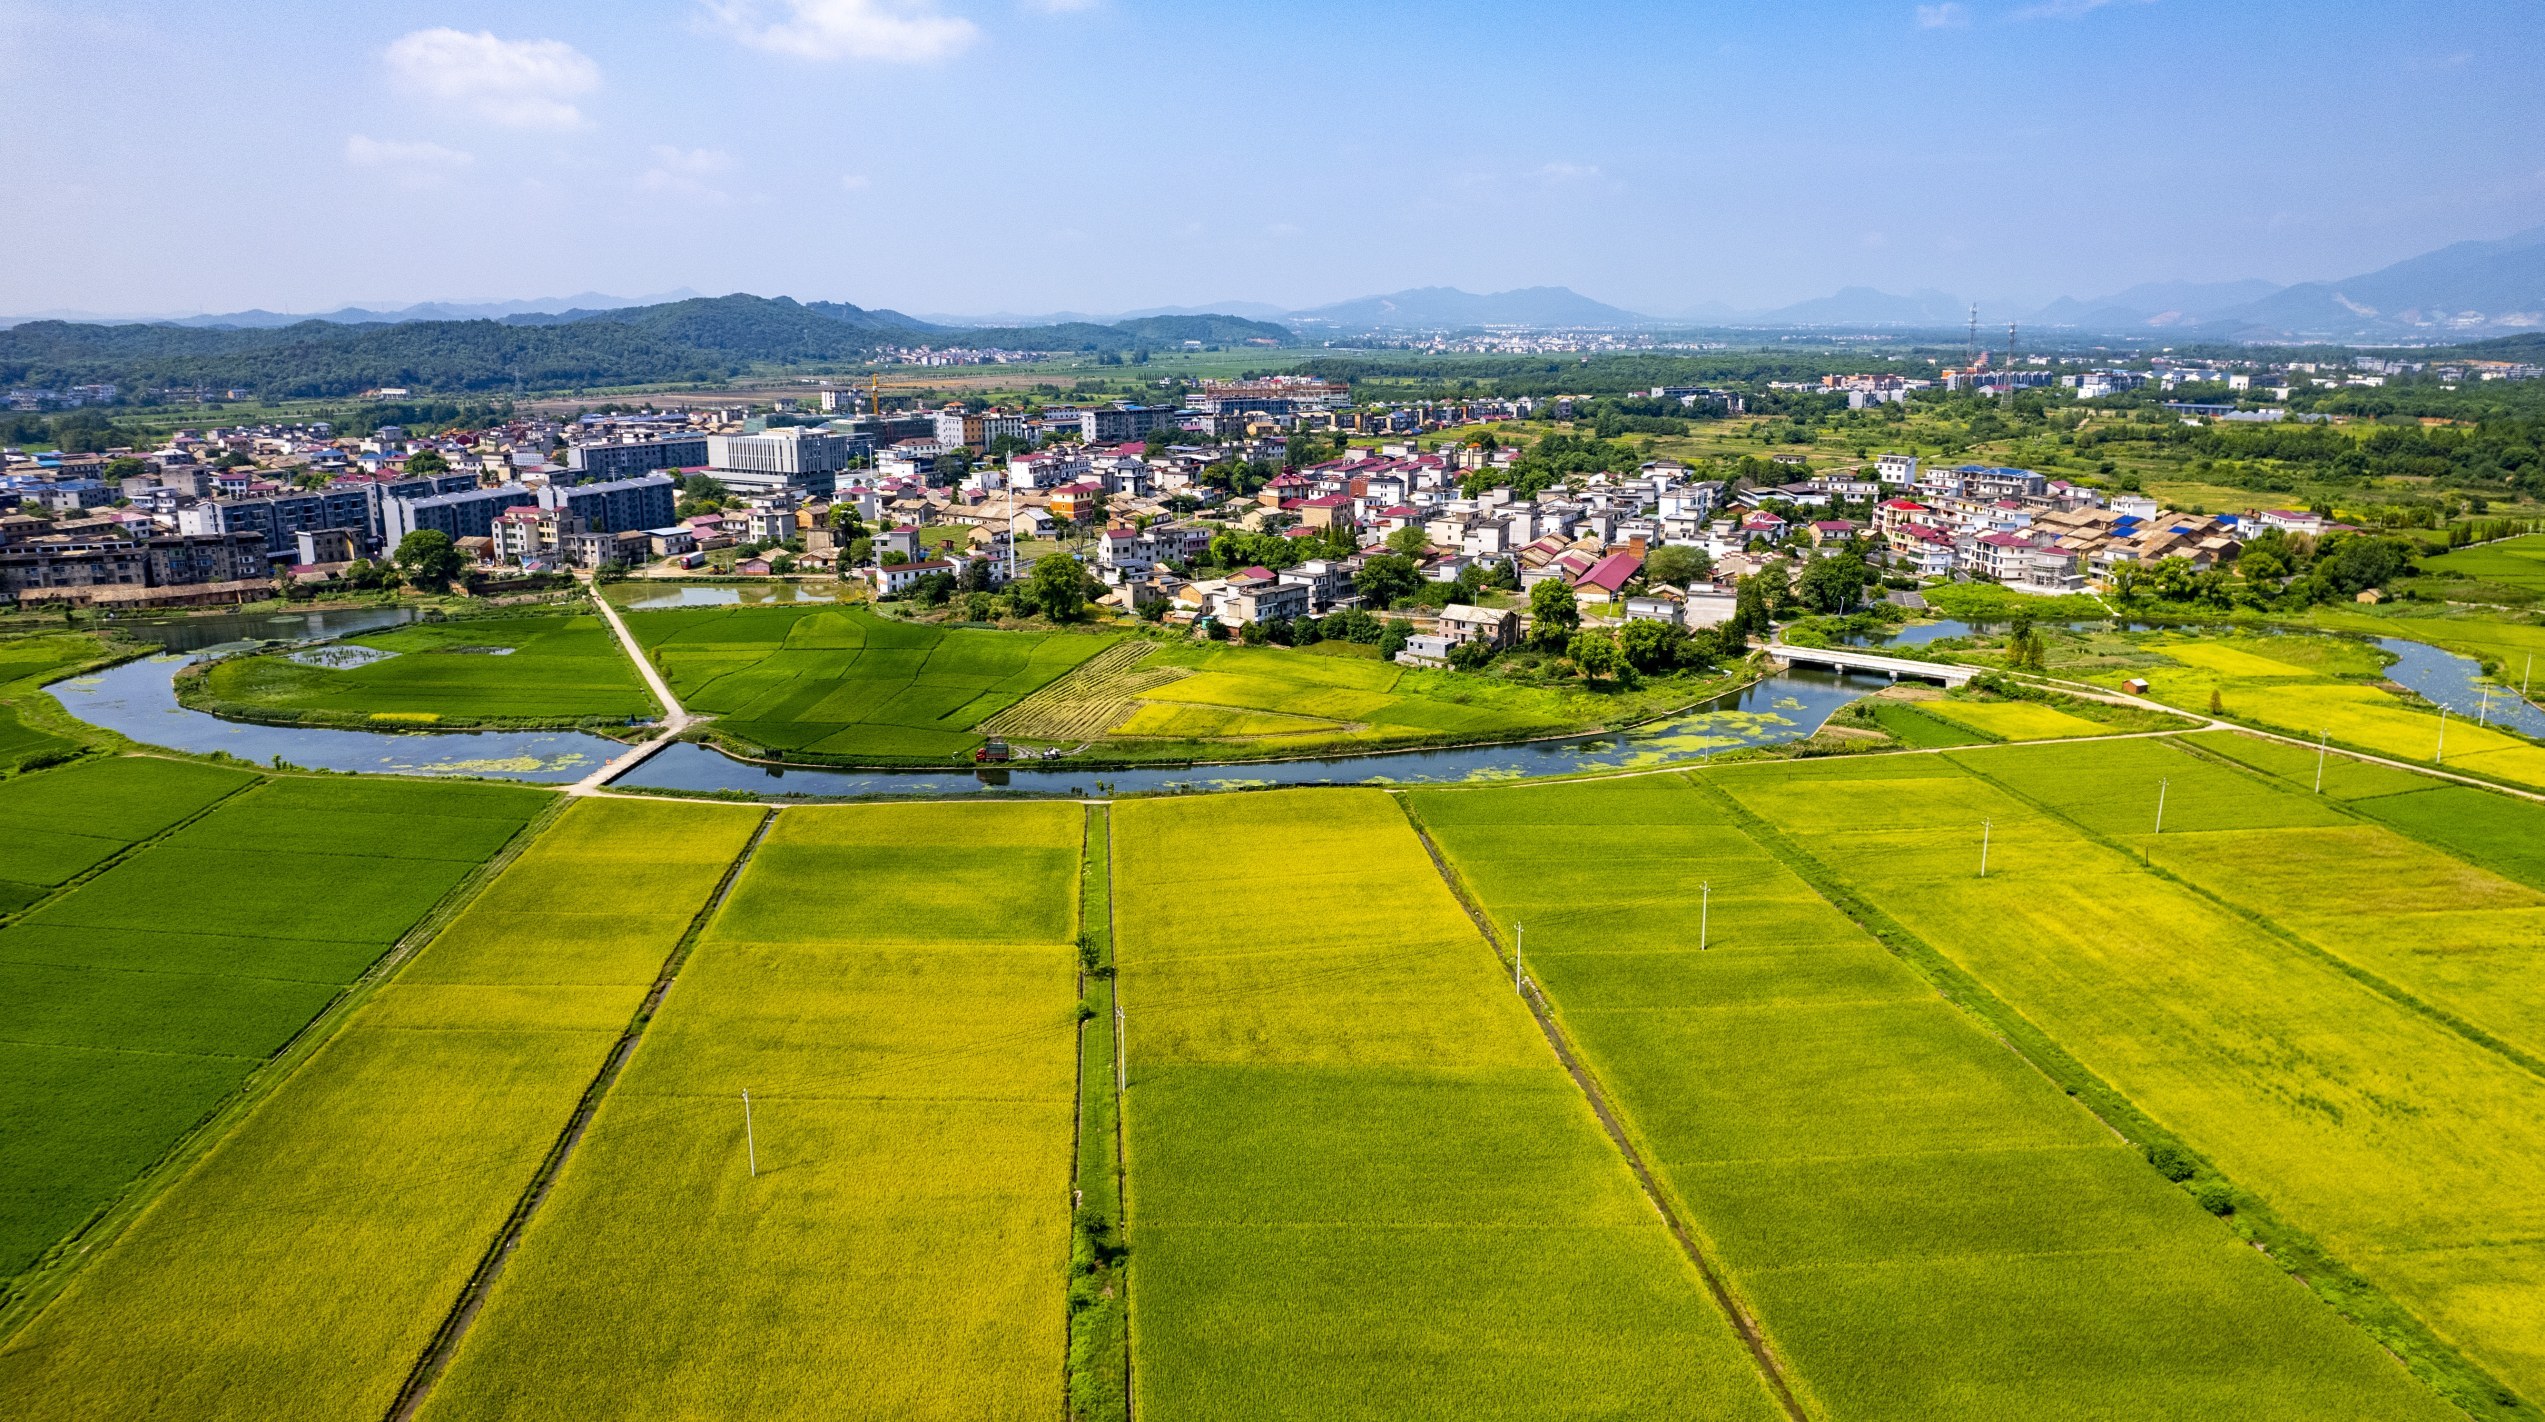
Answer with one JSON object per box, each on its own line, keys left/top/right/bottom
{"left": 1763, "top": 642, "right": 1977, "bottom": 687}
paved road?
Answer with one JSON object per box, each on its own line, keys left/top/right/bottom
{"left": 571, "top": 581, "right": 691, "bottom": 796}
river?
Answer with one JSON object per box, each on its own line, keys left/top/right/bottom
{"left": 47, "top": 601, "right": 1891, "bottom": 795}
{"left": 50, "top": 605, "right": 628, "bottom": 784}
{"left": 615, "top": 666, "right": 1889, "bottom": 800}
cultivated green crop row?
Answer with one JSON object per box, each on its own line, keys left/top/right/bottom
{"left": 1411, "top": 771, "right": 2450, "bottom": 1422}
{"left": 626, "top": 603, "right": 1114, "bottom": 761}
{"left": 0, "top": 762, "right": 546, "bottom": 1286}
{"left": 1112, "top": 788, "right": 1785, "bottom": 1420}
{"left": 191, "top": 611, "right": 658, "bottom": 728}
{"left": 421, "top": 801, "right": 1085, "bottom": 1421}
{"left": 0, "top": 797, "right": 762, "bottom": 1420}
{"left": 1718, "top": 745, "right": 2545, "bottom": 1407}
{"left": 12, "top": 730, "right": 2545, "bottom": 1419}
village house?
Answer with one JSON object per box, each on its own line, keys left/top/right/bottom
{"left": 1436, "top": 603, "right": 1519, "bottom": 649}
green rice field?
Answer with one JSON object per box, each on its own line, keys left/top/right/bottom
{"left": 1084, "top": 641, "right": 1587, "bottom": 759}
{"left": 421, "top": 801, "right": 1085, "bottom": 1421}
{"left": 1410, "top": 773, "right": 2450, "bottom": 1422}
{"left": 2102, "top": 633, "right": 2545, "bottom": 790}
{"left": 1711, "top": 748, "right": 2545, "bottom": 1404}
{"left": 0, "top": 635, "right": 107, "bottom": 773}
{"left": 17, "top": 673, "right": 2545, "bottom": 1417}
{"left": 0, "top": 797, "right": 762, "bottom": 1421}
{"left": 2414, "top": 535, "right": 2545, "bottom": 593}
{"left": 184, "top": 610, "right": 658, "bottom": 728}
{"left": 622, "top": 601, "right": 1117, "bottom": 761}
{"left": 1914, "top": 697, "right": 2113, "bottom": 742}
{"left": 0, "top": 766, "right": 546, "bottom": 1288}
{"left": 1111, "top": 788, "right": 1784, "bottom": 1421}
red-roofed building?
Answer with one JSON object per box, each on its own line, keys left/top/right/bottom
{"left": 1889, "top": 523, "right": 1957, "bottom": 579}
{"left": 1573, "top": 550, "right": 1644, "bottom": 604}
{"left": 1049, "top": 479, "right": 1104, "bottom": 523}
{"left": 1967, "top": 530, "right": 2039, "bottom": 580}
{"left": 1873, "top": 498, "right": 1930, "bottom": 537}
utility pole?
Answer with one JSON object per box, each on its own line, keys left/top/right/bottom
{"left": 2155, "top": 778, "right": 2168, "bottom": 835}
{"left": 742, "top": 1090, "right": 757, "bottom": 1178}
{"left": 2479, "top": 685, "right": 2492, "bottom": 729}
{"left": 1115, "top": 1000, "right": 1126, "bottom": 1093}
{"left": 1980, "top": 819, "right": 1992, "bottom": 878}
{"left": 1966, "top": 305, "right": 1979, "bottom": 371}
{"left": 1514, "top": 921, "right": 1525, "bottom": 994}
{"left": 2437, "top": 707, "right": 2450, "bottom": 764}
{"left": 2315, "top": 730, "right": 2328, "bottom": 794}
{"left": 1699, "top": 882, "right": 1710, "bottom": 952}
{"left": 2524, "top": 654, "right": 2533, "bottom": 700}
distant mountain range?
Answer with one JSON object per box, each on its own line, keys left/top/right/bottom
{"left": 9, "top": 223, "right": 2542, "bottom": 377}
{"left": 2206, "top": 226, "right": 2545, "bottom": 338}
{"left": 1286, "top": 286, "right": 1651, "bottom": 330}
{"left": 0, "top": 295, "right": 1296, "bottom": 401}
{"left": 0, "top": 291, "right": 710, "bottom": 331}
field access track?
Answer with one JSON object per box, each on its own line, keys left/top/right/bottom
{"left": 1111, "top": 788, "right": 1785, "bottom": 1421}
{"left": 1409, "top": 772, "right": 2451, "bottom": 1422}
{"left": 0, "top": 797, "right": 764, "bottom": 1422}
{"left": 1715, "top": 748, "right": 2545, "bottom": 1406}
{"left": 419, "top": 801, "right": 1085, "bottom": 1421}
{"left": 0, "top": 764, "right": 548, "bottom": 1289}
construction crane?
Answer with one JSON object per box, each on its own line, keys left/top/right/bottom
{"left": 862, "top": 372, "right": 943, "bottom": 417}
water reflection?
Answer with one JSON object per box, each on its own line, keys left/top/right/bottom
{"left": 2376, "top": 638, "right": 2545, "bottom": 738}
{"left": 609, "top": 582, "right": 844, "bottom": 611}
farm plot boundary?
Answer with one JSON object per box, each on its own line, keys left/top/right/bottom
{"left": 1691, "top": 766, "right": 2539, "bottom": 1422}
{"left": 388, "top": 808, "right": 775, "bottom": 1421}
{"left": 1391, "top": 792, "right": 1808, "bottom": 1422}
{"left": 1954, "top": 740, "right": 2545, "bottom": 1088}
{"left": 0, "top": 784, "right": 566, "bottom": 1336}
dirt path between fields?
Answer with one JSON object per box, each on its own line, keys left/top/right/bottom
{"left": 571, "top": 582, "right": 692, "bottom": 796}
{"left": 385, "top": 807, "right": 774, "bottom": 1421}
{"left": 1393, "top": 797, "right": 1813, "bottom": 1422}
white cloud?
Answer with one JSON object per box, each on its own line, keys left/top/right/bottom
{"left": 385, "top": 28, "right": 599, "bottom": 129}
{"left": 638, "top": 145, "right": 734, "bottom": 200}
{"left": 840, "top": 173, "right": 872, "bottom": 190}
{"left": 1537, "top": 161, "right": 1603, "bottom": 181}
{"left": 1914, "top": 4, "right": 1970, "bottom": 28}
{"left": 344, "top": 134, "right": 475, "bottom": 188}
{"left": 1022, "top": 0, "right": 1100, "bottom": 12}
{"left": 702, "top": 0, "right": 979, "bottom": 62}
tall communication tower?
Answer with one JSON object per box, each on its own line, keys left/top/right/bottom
{"left": 2007, "top": 321, "right": 2019, "bottom": 371}
{"left": 1965, "top": 305, "right": 1979, "bottom": 370}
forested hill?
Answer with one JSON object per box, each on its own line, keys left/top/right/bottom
{"left": 0, "top": 295, "right": 1296, "bottom": 399}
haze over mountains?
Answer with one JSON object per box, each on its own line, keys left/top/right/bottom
{"left": 9, "top": 226, "right": 2542, "bottom": 343}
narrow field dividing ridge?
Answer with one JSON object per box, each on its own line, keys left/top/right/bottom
{"left": 387, "top": 807, "right": 774, "bottom": 1421}
{"left": 1390, "top": 792, "right": 1810, "bottom": 1422}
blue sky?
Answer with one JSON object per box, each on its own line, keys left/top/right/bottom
{"left": 5, "top": 0, "right": 2542, "bottom": 317}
